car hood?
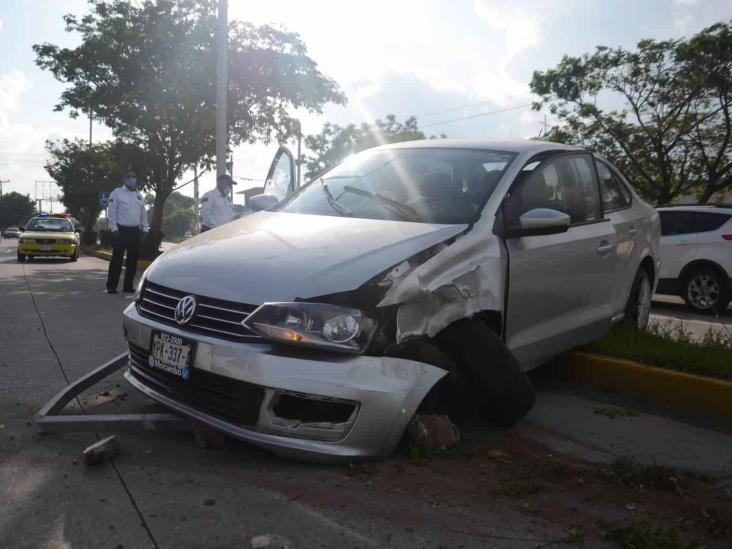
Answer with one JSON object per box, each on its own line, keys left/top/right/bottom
{"left": 22, "top": 231, "right": 77, "bottom": 240}
{"left": 146, "top": 212, "right": 467, "bottom": 304}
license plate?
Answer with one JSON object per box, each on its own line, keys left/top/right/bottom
{"left": 40, "top": 245, "right": 53, "bottom": 251}
{"left": 149, "top": 332, "right": 193, "bottom": 379}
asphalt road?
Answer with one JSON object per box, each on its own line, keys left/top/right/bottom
{"left": 1, "top": 238, "right": 731, "bottom": 548}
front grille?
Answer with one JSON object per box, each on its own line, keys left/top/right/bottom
{"left": 137, "top": 281, "right": 261, "bottom": 342}
{"left": 35, "top": 238, "right": 59, "bottom": 245}
{"left": 128, "top": 343, "right": 264, "bottom": 427}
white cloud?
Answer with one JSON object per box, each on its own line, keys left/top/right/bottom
{"left": 472, "top": 0, "right": 549, "bottom": 105}
{"left": 0, "top": 71, "right": 30, "bottom": 113}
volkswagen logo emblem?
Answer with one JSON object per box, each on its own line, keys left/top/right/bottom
{"left": 174, "top": 295, "right": 197, "bottom": 325}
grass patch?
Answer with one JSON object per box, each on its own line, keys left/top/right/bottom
{"left": 598, "top": 460, "right": 681, "bottom": 492}
{"left": 584, "top": 322, "right": 732, "bottom": 381}
{"left": 594, "top": 405, "right": 641, "bottom": 419}
{"left": 605, "top": 518, "right": 683, "bottom": 549}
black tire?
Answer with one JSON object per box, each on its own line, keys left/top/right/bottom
{"left": 624, "top": 268, "right": 652, "bottom": 329}
{"left": 438, "top": 319, "right": 535, "bottom": 427}
{"left": 682, "top": 267, "right": 730, "bottom": 314}
{"left": 17, "top": 253, "right": 24, "bottom": 263}
{"left": 69, "top": 248, "right": 79, "bottom": 262}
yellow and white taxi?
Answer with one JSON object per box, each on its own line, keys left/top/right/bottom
{"left": 17, "top": 214, "right": 80, "bottom": 262}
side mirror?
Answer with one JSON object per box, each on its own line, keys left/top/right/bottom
{"left": 249, "top": 194, "right": 280, "bottom": 212}
{"left": 509, "top": 208, "right": 571, "bottom": 237}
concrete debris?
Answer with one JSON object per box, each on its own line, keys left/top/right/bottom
{"left": 191, "top": 421, "right": 226, "bottom": 449}
{"left": 407, "top": 414, "right": 460, "bottom": 451}
{"left": 250, "top": 534, "right": 293, "bottom": 549}
{"left": 83, "top": 435, "right": 119, "bottom": 466}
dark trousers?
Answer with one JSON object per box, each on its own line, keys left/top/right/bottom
{"left": 107, "top": 226, "right": 141, "bottom": 291}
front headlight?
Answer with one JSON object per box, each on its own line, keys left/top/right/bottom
{"left": 243, "top": 302, "right": 377, "bottom": 354}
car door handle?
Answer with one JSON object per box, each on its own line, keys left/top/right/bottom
{"left": 597, "top": 241, "right": 613, "bottom": 255}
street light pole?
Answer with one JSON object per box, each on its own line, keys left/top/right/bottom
{"left": 216, "top": 0, "right": 228, "bottom": 187}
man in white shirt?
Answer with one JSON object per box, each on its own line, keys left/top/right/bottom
{"left": 200, "top": 174, "right": 236, "bottom": 232}
{"left": 106, "top": 172, "right": 149, "bottom": 294}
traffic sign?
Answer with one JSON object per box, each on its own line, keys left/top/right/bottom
{"left": 99, "top": 192, "right": 110, "bottom": 208}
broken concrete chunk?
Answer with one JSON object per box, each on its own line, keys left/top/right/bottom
{"left": 191, "top": 421, "right": 226, "bottom": 449}
{"left": 250, "top": 534, "right": 293, "bottom": 549}
{"left": 407, "top": 414, "right": 460, "bottom": 451}
{"left": 83, "top": 435, "right": 119, "bottom": 466}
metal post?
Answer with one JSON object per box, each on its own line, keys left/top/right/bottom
{"left": 296, "top": 122, "right": 302, "bottom": 190}
{"left": 193, "top": 165, "right": 200, "bottom": 232}
{"left": 89, "top": 110, "right": 93, "bottom": 147}
{"left": 216, "top": 0, "right": 228, "bottom": 182}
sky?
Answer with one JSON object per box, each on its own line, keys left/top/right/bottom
{"left": 0, "top": 0, "right": 731, "bottom": 207}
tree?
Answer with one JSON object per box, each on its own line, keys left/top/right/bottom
{"left": 304, "top": 115, "right": 435, "bottom": 180}
{"left": 163, "top": 208, "right": 196, "bottom": 237}
{"left": 45, "top": 139, "right": 123, "bottom": 232}
{"left": 532, "top": 21, "right": 732, "bottom": 205}
{"left": 532, "top": 38, "right": 700, "bottom": 205}
{"left": 0, "top": 192, "right": 36, "bottom": 228}
{"left": 676, "top": 22, "right": 732, "bottom": 203}
{"left": 34, "top": 0, "right": 345, "bottom": 253}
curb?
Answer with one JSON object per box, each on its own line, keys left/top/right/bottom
{"left": 565, "top": 351, "right": 732, "bottom": 421}
{"left": 83, "top": 247, "right": 153, "bottom": 271}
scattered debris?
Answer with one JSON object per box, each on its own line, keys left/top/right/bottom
{"left": 593, "top": 405, "right": 640, "bottom": 419}
{"left": 406, "top": 414, "right": 459, "bottom": 451}
{"left": 191, "top": 421, "right": 226, "bottom": 449}
{"left": 83, "top": 435, "right": 119, "bottom": 466}
{"left": 250, "top": 533, "right": 293, "bottom": 549}
{"left": 486, "top": 448, "right": 513, "bottom": 464}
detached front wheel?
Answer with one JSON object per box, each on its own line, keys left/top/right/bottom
{"left": 683, "top": 267, "right": 730, "bottom": 314}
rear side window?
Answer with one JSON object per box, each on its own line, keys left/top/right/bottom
{"left": 596, "top": 161, "right": 631, "bottom": 212}
{"left": 692, "top": 212, "right": 731, "bottom": 232}
{"left": 659, "top": 211, "right": 695, "bottom": 236}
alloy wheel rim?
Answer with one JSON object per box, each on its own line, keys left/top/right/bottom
{"left": 636, "top": 277, "right": 651, "bottom": 328}
{"left": 688, "top": 274, "right": 719, "bottom": 309}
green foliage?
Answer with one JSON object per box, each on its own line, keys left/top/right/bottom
{"left": 304, "top": 115, "right": 431, "bottom": 180}
{"left": 34, "top": 0, "right": 345, "bottom": 232}
{"left": 0, "top": 191, "right": 36, "bottom": 228}
{"left": 44, "top": 139, "right": 129, "bottom": 231}
{"left": 532, "top": 21, "right": 732, "bottom": 205}
{"left": 163, "top": 207, "right": 195, "bottom": 238}
{"left": 606, "top": 518, "right": 682, "bottom": 549}
{"left": 584, "top": 322, "right": 732, "bottom": 380}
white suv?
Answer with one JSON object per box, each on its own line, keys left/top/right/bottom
{"left": 657, "top": 205, "right": 732, "bottom": 313}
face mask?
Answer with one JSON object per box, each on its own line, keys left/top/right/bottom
{"left": 125, "top": 177, "right": 137, "bottom": 188}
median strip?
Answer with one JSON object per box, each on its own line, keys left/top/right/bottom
{"left": 564, "top": 351, "right": 732, "bottom": 421}
{"left": 83, "top": 246, "right": 153, "bottom": 271}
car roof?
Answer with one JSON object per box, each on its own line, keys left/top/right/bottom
{"left": 376, "top": 138, "right": 585, "bottom": 154}
{"left": 656, "top": 204, "right": 732, "bottom": 214}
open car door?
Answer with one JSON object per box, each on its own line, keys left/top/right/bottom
{"left": 263, "top": 146, "right": 296, "bottom": 202}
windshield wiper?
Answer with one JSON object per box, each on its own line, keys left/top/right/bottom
{"left": 320, "top": 178, "right": 352, "bottom": 217}
{"left": 341, "top": 185, "right": 419, "bottom": 222}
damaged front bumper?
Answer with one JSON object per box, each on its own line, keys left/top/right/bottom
{"left": 122, "top": 305, "right": 446, "bottom": 461}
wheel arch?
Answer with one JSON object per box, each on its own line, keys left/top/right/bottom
{"left": 679, "top": 259, "right": 729, "bottom": 285}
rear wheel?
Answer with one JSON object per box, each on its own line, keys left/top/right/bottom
{"left": 624, "top": 268, "right": 652, "bottom": 329}
{"left": 683, "top": 267, "right": 730, "bottom": 314}
{"left": 17, "top": 252, "right": 24, "bottom": 263}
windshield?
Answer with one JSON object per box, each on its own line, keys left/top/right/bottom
{"left": 280, "top": 148, "right": 516, "bottom": 224}
{"left": 25, "top": 218, "right": 73, "bottom": 232}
